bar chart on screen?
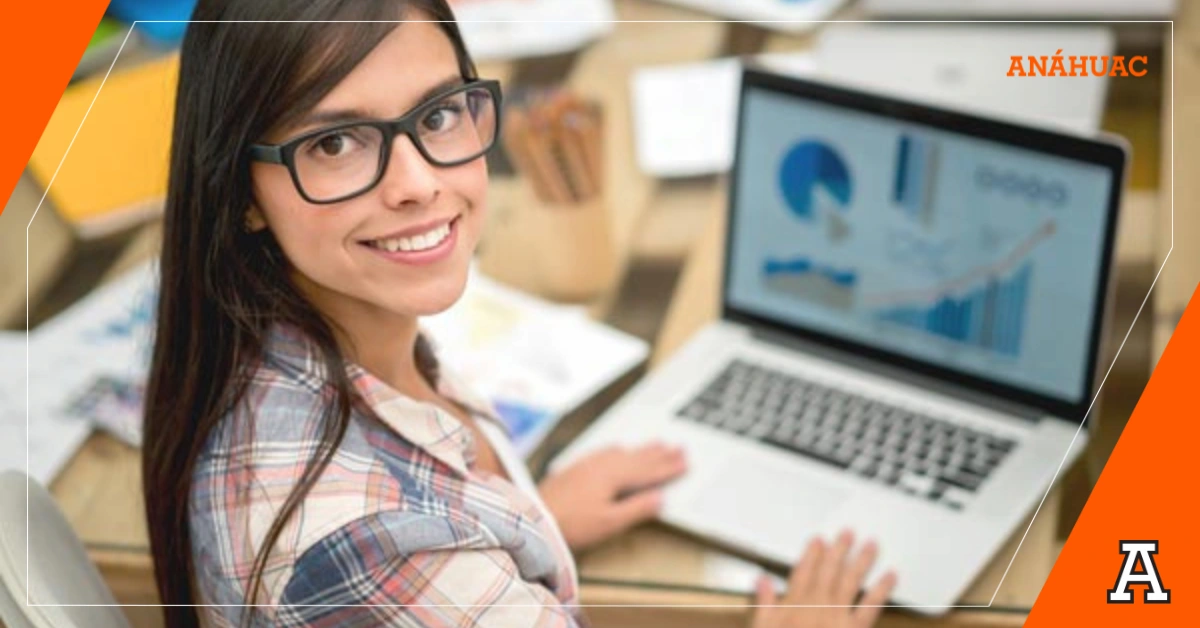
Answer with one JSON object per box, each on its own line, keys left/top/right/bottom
{"left": 875, "top": 263, "right": 1033, "bottom": 357}
{"left": 865, "top": 220, "right": 1056, "bottom": 358}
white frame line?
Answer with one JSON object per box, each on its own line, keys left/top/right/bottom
{"left": 23, "top": 14, "right": 1176, "bottom": 612}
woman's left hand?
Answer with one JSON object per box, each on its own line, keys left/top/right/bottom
{"left": 539, "top": 442, "right": 688, "bottom": 551}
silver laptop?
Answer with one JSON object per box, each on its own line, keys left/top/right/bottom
{"left": 553, "top": 67, "right": 1127, "bottom": 613}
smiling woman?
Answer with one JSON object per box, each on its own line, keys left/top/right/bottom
{"left": 141, "top": 1, "right": 891, "bottom": 628}
{"left": 140, "top": 1, "right": 694, "bottom": 627}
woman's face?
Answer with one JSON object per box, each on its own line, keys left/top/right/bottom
{"left": 249, "top": 21, "right": 487, "bottom": 324}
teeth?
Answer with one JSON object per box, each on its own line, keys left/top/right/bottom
{"left": 371, "top": 223, "right": 451, "bottom": 253}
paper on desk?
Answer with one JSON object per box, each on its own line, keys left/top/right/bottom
{"left": 450, "top": 0, "right": 614, "bottom": 61}
{"left": 0, "top": 333, "right": 94, "bottom": 484}
{"left": 30, "top": 260, "right": 646, "bottom": 459}
{"left": 422, "top": 268, "right": 648, "bottom": 456}
{"left": 632, "top": 53, "right": 817, "bottom": 178}
{"left": 23, "top": 260, "right": 158, "bottom": 448}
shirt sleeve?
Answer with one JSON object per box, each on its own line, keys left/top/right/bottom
{"left": 274, "top": 514, "right": 585, "bottom": 628}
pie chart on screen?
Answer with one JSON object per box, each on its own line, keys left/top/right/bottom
{"left": 778, "top": 140, "right": 852, "bottom": 221}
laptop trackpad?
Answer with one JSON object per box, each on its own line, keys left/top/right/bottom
{"left": 682, "top": 456, "right": 849, "bottom": 558}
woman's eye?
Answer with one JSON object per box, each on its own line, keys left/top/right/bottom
{"left": 422, "top": 104, "right": 463, "bottom": 133}
{"left": 305, "top": 130, "right": 363, "bottom": 158}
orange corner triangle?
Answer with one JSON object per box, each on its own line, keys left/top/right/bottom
{"left": 0, "top": 0, "right": 112, "bottom": 218}
{"left": 1027, "top": 282, "right": 1200, "bottom": 624}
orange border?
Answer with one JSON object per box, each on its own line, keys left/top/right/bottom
{"left": 0, "top": 0, "right": 111, "bottom": 217}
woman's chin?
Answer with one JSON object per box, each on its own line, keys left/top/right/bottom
{"left": 391, "top": 272, "right": 470, "bottom": 317}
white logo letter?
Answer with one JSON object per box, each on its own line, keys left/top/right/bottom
{"left": 1108, "top": 540, "right": 1170, "bottom": 603}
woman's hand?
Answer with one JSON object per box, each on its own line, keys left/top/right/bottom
{"left": 752, "top": 530, "right": 897, "bottom": 628}
{"left": 539, "top": 442, "right": 687, "bottom": 551}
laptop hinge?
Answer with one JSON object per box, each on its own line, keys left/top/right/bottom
{"left": 747, "top": 324, "right": 1045, "bottom": 423}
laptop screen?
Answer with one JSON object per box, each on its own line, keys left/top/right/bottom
{"left": 726, "top": 79, "right": 1120, "bottom": 409}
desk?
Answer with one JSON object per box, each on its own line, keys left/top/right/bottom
{"left": 32, "top": 3, "right": 1182, "bottom": 628}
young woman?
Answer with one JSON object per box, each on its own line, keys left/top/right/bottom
{"left": 141, "top": 0, "right": 897, "bottom": 626}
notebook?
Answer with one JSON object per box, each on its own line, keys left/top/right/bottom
{"left": 27, "top": 54, "right": 178, "bottom": 239}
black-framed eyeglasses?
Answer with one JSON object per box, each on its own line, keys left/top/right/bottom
{"left": 248, "top": 79, "right": 502, "bottom": 204}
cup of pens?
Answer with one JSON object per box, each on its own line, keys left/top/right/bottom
{"left": 501, "top": 88, "right": 618, "bottom": 303}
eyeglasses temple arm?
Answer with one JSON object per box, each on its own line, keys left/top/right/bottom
{"left": 248, "top": 144, "right": 285, "bottom": 164}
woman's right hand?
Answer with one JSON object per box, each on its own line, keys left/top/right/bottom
{"left": 751, "top": 530, "right": 897, "bottom": 628}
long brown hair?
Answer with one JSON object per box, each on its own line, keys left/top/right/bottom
{"left": 141, "top": 1, "right": 476, "bottom": 626}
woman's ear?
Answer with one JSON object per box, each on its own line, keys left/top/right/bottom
{"left": 244, "top": 204, "right": 268, "bottom": 233}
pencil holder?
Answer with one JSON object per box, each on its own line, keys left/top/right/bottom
{"left": 522, "top": 184, "right": 619, "bottom": 303}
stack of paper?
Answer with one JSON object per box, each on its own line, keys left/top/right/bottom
{"left": 12, "top": 261, "right": 646, "bottom": 460}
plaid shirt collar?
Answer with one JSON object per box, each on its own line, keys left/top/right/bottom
{"left": 262, "top": 322, "right": 507, "bottom": 477}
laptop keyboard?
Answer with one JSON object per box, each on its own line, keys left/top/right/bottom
{"left": 675, "top": 360, "right": 1019, "bottom": 511}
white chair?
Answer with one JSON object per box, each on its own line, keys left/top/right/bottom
{"left": 0, "top": 470, "right": 131, "bottom": 628}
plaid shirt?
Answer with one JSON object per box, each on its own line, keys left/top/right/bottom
{"left": 189, "top": 324, "right": 583, "bottom": 627}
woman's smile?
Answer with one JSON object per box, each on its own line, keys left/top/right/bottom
{"left": 360, "top": 214, "right": 461, "bottom": 265}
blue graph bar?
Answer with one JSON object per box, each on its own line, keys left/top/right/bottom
{"left": 892, "top": 134, "right": 938, "bottom": 222}
{"left": 894, "top": 135, "right": 910, "bottom": 209}
{"left": 878, "top": 263, "right": 1032, "bottom": 357}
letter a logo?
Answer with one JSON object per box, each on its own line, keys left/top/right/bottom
{"left": 1107, "top": 540, "right": 1170, "bottom": 603}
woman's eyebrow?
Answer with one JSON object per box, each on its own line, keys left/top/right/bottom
{"left": 295, "top": 75, "right": 466, "bottom": 130}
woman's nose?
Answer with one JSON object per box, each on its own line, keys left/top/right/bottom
{"left": 378, "top": 134, "right": 439, "bottom": 209}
